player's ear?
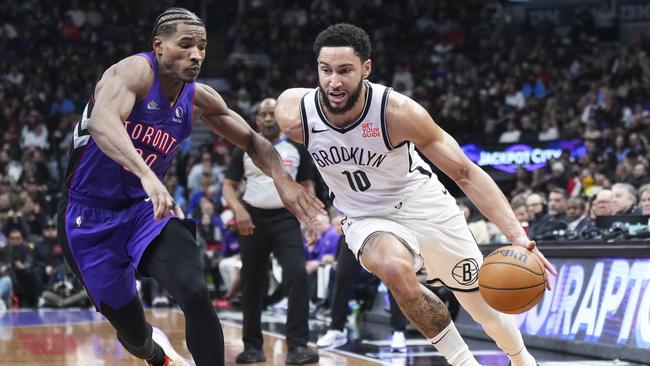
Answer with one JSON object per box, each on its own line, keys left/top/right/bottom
{"left": 152, "top": 36, "right": 164, "bottom": 55}
{"left": 362, "top": 59, "right": 372, "bottom": 79}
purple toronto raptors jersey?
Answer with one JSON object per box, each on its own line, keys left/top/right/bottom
{"left": 65, "top": 51, "right": 194, "bottom": 202}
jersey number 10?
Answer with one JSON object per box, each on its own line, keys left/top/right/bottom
{"left": 342, "top": 170, "right": 371, "bottom": 192}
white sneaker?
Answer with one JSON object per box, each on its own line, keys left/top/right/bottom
{"left": 390, "top": 331, "right": 406, "bottom": 351}
{"left": 148, "top": 327, "right": 192, "bottom": 366}
{"left": 316, "top": 329, "right": 348, "bottom": 348}
{"left": 272, "top": 297, "right": 289, "bottom": 311}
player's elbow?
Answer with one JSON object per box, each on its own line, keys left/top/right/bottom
{"left": 452, "top": 163, "right": 472, "bottom": 188}
{"left": 86, "top": 115, "right": 102, "bottom": 136}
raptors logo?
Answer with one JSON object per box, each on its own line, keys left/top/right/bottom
{"left": 452, "top": 258, "right": 479, "bottom": 286}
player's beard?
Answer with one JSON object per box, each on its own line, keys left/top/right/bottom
{"left": 321, "top": 78, "right": 364, "bottom": 115}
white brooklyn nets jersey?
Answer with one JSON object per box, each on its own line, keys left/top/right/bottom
{"left": 300, "top": 80, "right": 439, "bottom": 217}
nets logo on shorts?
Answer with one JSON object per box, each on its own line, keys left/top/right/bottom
{"left": 452, "top": 258, "right": 479, "bottom": 286}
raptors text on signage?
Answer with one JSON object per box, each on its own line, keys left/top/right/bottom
{"left": 512, "top": 258, "right": 650, "bottom": 348}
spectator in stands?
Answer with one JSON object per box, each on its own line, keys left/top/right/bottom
{"left": 498, "top": 119, "right": 521, "bottom": 143}
{"left": 628, "top": 132, "right": 648, "bottom": 157}
{"left": 304, "top": 214, "right": 339, "bottom": 305}
{"left": 2, "top": 209, "right": 30, "bottom": 239}
{"left": 638, "top": 184, "right": 650, "bottom": 215}
{"left": 187, "top": 151, "right": 225, "bottom": 194}
{"left": 215, "top": 222, "right": 241, "bottom": 308}
{"left": 33, "top": 218, "right": 64, "bottom": 298}
{"left": 392, "top": 64, "right": 414, "bottom": 97}
{"left": 629, "top": 162, "right": 650, "bottom": 188}
{"left": 611, "top": 183, "right": 640, "bottom": 214}
{"left": 304, "top": 214, "right": 339, "bottom": 276}
{"left": 20, "top": 110, "right": 48, "bottom": 150}
{"left": 0, "top": 246, "right": 12, "bottom": 309}
{"left": 40, "top": 261, "right": 89, "bottom": 308}
{"left": 511, "top": 196, "right": 530, "bottom": 223}
{"left": 530, "top": 168, "right": 549, "bottom": 193}
{"left": 504, "top": 82, "right": 525, "bottom": 111}
{"left": 566, "top": 197, "right": 594, "bottom": 235}
{"left": 2, "top": 228, "right": 38, "bottom": 307}
{"left": 528, "top": 189, "right": 568, "bottom": 240}
{"left": 548, "top": 161, "right": 568, "bottom": 190}
{"left": 457, "top": 199, "right": 501, "bottom": 244}
{"left": 49, "top": 87, "right": 75, "bottom": 119}
{"left": 590, "top": 189, "right": 615, "bottom": 219}
{"left": 538, "top": 119, "right": 559, "bottom": 141}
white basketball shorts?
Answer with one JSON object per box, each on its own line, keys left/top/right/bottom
{"left": 342, "top": 179, "right": 483, "bottom": 292}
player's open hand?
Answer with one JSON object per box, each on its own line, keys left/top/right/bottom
{"left": 141, "top": 172, "right": 185, "bottom": 220}
{"left": 512, "top": 236, "right": 557, "bottom": 290}
{"left": 275, "top": 178, "right": 326, "bottom": 227}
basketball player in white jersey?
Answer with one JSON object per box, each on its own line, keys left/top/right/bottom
{"left": 275, "top": 24, "right": 557, "bottom": 366}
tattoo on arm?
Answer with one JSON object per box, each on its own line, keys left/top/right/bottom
{"left": 395, "top": 284, "right": 452, "bottom": 337}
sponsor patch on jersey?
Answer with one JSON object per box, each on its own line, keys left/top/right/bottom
{"left": 173, "top": 106, "right": 184, "bottom": 123}
{"left": 282, "top": 159, "right": 295, "bottom": 167}
{"left": 147, "top": 100, "right": 160, "bottom": 110}
{"left": 361, "top": 121, "right": 380, "bottom": 138}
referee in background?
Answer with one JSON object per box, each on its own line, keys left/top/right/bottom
{"left": 222, "top": 98, "right": 319, "bottom": 365}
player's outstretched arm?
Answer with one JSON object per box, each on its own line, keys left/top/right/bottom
{"left": 195, "top": 84, "right": 325, "bottom": 225}
{"left": 385, "top": 91, "right": 557, "bottom": 283}
{"left": 88, "top": 56, "right": 182, "bottom": 220}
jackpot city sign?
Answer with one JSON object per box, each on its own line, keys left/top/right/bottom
{"left": 461, "top": 139, "right": 587, "bottom": 173}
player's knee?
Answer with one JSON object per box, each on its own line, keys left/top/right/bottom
{"left": 181, "top": 283, "right": 210, "bottom": 308}
{"left": 372, "top": 257, "right": 410, "bottom": 288}
{"left": 175, "top": 273, "right": 210, "bottom": 309}
{"left": 359, "top": 232, "right": 412, "bottom": 274}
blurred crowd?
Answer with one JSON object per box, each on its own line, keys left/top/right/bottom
{"left": 1, "top": 0, "right": 650, "bottom": 314}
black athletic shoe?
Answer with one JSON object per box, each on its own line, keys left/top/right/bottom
{"left": 235, "top": 348, "right": 266, "bottom": 364}
{"left": 285, "top": 346, "right": 319, "bottom": 365}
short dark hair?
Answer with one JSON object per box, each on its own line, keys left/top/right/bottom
{"left": 549, "top": 187, "right": 568, "bottom": 200}
{"left": 151, "top": 7, "right": 204, "bottom": 41}
{"left": 313, "top": 23, "right": 371, "bottom": 61}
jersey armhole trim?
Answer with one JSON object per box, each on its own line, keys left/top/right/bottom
{"left": 380, "top": 87, "right": 393, "bottom": 150}
{"left": 300, "top": 93, "right": 309, "bottom": 148}
{"left": 407, "top": 142, "right": 433, "bottom": 178}
{"left": 188, "top": 84, "right": 196, "bottom": 132}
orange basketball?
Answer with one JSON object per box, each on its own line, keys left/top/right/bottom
{"left": 478, "top": 245, "right": 547, "bottom": 314}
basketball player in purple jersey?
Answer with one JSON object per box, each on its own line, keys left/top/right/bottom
{"left": 57, "top": 8, "right": 324, "bottom": 366}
